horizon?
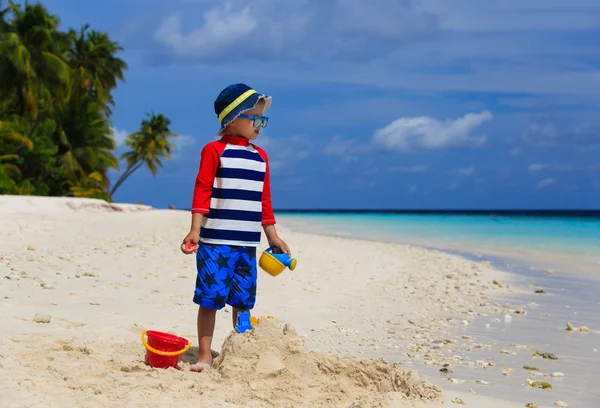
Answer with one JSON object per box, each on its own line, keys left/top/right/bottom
{"left": 20, "top": 0, "right": 600, "bottom": 210}
{"left": 177, "top": 207, "right": 600, "bottom": 215}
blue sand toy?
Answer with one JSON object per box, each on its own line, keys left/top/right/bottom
{"left": 236, "top": 311, "right": 253, "bottom": 333}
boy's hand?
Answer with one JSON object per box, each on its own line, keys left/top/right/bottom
{"left": 268, "top": 237, "right": 291, "bottom": 256}
{"left": 181, "top": 230, "right": 199, "bottom": 254}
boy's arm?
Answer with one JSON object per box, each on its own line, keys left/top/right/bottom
{"left": 189, "top": 212, "right": 203, "bottom": 233}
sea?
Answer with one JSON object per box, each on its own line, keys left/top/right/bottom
{"left": 276, "top": 211, "right": 600, "bottom": 407}
{"left": 276, "top": 211, "right": 600, "bottom": 276}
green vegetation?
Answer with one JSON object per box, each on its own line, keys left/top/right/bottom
{"left": 0, "top": 1, "right": 178, "bottom": 200}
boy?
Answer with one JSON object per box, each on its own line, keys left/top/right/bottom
{"left": 181, "top": 83, "right": 290, "bottom": 372}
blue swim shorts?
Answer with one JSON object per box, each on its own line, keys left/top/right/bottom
{"left": 193, "top": 242, "right": 257, "bottom": 310}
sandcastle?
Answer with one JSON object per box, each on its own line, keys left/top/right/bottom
{"left": 204, "top": 317, "right": 444, "bottom": 407}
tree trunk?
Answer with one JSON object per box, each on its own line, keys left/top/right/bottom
{"left": 109, "top": 159, "right": 143, "bottom": 197}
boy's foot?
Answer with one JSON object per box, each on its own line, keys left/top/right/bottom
{"left": 189, "top": 360, "right": 212, "bottom": 372}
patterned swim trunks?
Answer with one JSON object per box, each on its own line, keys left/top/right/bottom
{"left": 193, "top": 242, "right": 257, "bottom": 310}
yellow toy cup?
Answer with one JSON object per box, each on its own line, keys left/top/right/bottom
{"left": 258, "top": 246, "right": 297, "bottom": 277}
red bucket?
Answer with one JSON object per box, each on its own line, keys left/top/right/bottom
{"left": 141, "top": 330, "right": 191, "bottom": 369}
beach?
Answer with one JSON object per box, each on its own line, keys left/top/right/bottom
{"left": 1, "top": 196, "right": 595, "bottom": 407}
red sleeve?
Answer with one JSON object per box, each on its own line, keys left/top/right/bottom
{"left": 255, "top": 146, "right": 276, "bottom": 225}
{"left": 191, "top": 142, "right": 221, "bottom": 214}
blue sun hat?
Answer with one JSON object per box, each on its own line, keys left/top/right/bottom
{"left": 214, "top": 83, "right": 272, "bottom": 132}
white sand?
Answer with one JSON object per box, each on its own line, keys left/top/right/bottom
{"left": 0, "top": 196, "right": 523, "bottom": 407}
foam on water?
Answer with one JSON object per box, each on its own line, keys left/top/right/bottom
{"left": 279, "top": 213, "right": 600, "bottom": 276}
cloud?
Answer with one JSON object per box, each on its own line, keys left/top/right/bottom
{"left": 522, "top": 121, "right": 600, "bottom": 151}
{"left": 172, "top": 134, "right": 196, "bottom": 158}
{"left": 323, "top": 135, "right": 360, "bottom": 156}
{"left": 528, "top": 163, "right": 547, "bottom": 172}
{"left": 258, "top": 134, "right": 310, "bottom": 169}
{"left": 537, "top": 178, "right": 555, "bottom": 189}
{"left": 420, "top": 0, "right": 600, "bottom": 32}
{"left": 111, "top": 127, "right": 129, "bottom": 147}
{"left": 154, "top": 0, "right": 440, "bottom": 61}
{"left": 523, "top": 123, "right": 560, "bottom": 146}
{"left": 135, "top": 0, "right": 600, "bottom": 100}
{"left": 457, "top": 166, "right": 475, "bottom": 176}
{"left": 372, "top": 110, "right": 492, "bottom": 152}
{"left": 528, "top": 163, "right": 573, "bottom": 172}
{"left": 155, "top": 5, "right": 259, "bottom": 60}
{"left": 390, "top": 165, "right": 430, "bottom": 173}
{"left": 347, "top": 178, "right": 377, "bottom": 189}
{"left": 509, "top": 147, "right": 522, "bottom": 157}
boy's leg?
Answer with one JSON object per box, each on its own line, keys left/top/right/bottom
{"left": 191, "top": 243, "right": 235, "bottom": 371}
{"left": 193, "top": 306, "right": 216, "bottom": 371}
{"left": 227, "top": 246, "right": 257, "bottom": 328}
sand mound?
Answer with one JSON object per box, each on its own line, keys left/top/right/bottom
{"left": 5, "top": 319, "right": 442, "bottom": 408}
{"left": 207, "top": 318, "right": 443, "bottom": 407}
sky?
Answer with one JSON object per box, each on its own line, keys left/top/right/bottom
{"left": 29, "top": 0, "right": 600, "bottom": 209}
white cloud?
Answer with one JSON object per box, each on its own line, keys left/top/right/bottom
{"left": 155, "top": 5, "right": 258, "bottom": 58}
{"left": 390, "top": 165, "right": 431, "bottom": 173}
{"left": 457, "top": 166, "right": 475, "bottom": 176}
{"left": 172, "top": 134, "right": 196, "bottom": 158}
{"left": 145, "top": 0, "right": 600, "bottom": 98}
{"left": 523, "top": 123, "right": 560, "bottom": 146}
{"left": 154, "top": 0, "right": 440, "bottom": 61}
{"left": 509, "top": 147, "right": 522, "bottom": 157}
{"left": 537, "top": 178, "right": 555, "bottom": 189}
{"left": 256, "top": 134, "right": 310, "bottom": 169}
{"left": 372, "top": 110, "right": 492, "bottom": 152}
{"left": 332, "top": 155, "right": 359, "bottom": 174}
{"left": 420, "top": 0, "right": 600, "bottom": 32}
{"left": 528, "top": 163, "right": 573, "bottom": 172}
{"left": 111, "top": 127, "right": 129, "bottom": 147}
{"left": 528, "top": 163, "right": 546, "bottom": 172}
{"left": 347, "top": 178, "right": 376, "bottom": 189}
{"left": 323, "top": 135, "right": 359, "bottom": 156}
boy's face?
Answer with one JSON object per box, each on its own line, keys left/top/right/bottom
{"left": 227, "top": 100, "right": 266, "bottom": 141}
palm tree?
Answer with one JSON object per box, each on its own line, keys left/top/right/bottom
{"left": 110, "top": 113, "right": 179, "bottom": 197}
{"left": 0, "top": 1, "right": 71, "bottom": 121}
{"left": 54, "top": 97, "right": 119, "bottom": 190}
{"left": 66, "top": 24, "right": 127, "bottom": 111}
{"left": 0, "top": 118, "right": 32, "bottom": 149}
{"left": 0, "top": 2, "right": 10, "bottom": 32}
{"left": 0, "top": 118, "right": 32, "bottom": 187}
{"left": 0, "top": 1, "right": 138, "bottom": 199}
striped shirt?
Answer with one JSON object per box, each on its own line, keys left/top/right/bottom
{"left": 191, "top": 135, "right": 275, "bottom": 247}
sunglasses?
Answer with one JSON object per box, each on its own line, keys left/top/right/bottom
{"left": 238, "top": 114, "right": 269, "bottom": 128}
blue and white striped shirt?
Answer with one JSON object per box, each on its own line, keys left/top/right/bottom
{"left": 191, "top": 135, "right": 275, "bottom": 247}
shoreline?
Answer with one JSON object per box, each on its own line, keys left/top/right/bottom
{"left": 277, "top": 214, "right": 600, "bottom": 281}
{"left": 278, "top": 217, "right": 600, "bottom": 407}
{"left": 1, "top": 197, "right": 594, "bottom": 407}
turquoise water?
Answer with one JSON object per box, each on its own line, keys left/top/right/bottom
{"left": 278, "top": 213, "right": 600, "bottom": 266}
